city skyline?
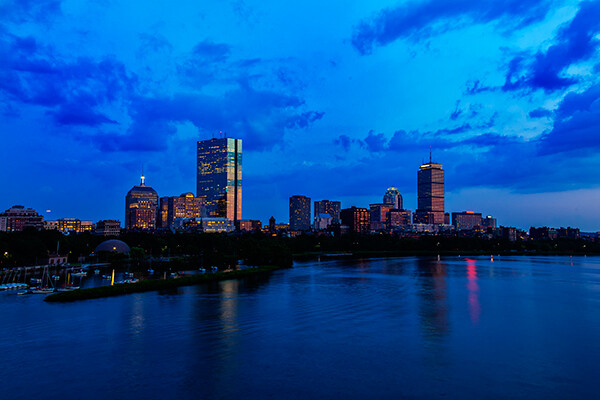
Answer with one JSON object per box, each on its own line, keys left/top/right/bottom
{"left": 1, "top": 1, "right": 600, "bottom": 230}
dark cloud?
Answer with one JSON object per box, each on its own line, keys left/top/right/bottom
{"left": 0, "top": 33, "right": 136, "bottom": 125}
{"left": 528, "top": 108, "right": 552, "bottom": 119}
{"left": 352, "top": 0, "right": 552, "bottom": 54}
{"left": 503, "top": 1, "right": 600, "bottom": 92}
{"left": 0, "top": 0, "right": 62, "bottom": 24}
{"left": 286, "top": 111, "right": 325, "bottom": 129}
{"left": 538, "top": 83, "right": 600, "bottom": 155}
{"left": 334, "top": 135, "right": 353, "bottom": 151}
{"left": 92, "top": 82, "right": 317, "bottom": 152}
{"left": 362, "top": 130, "right": 387, "bottom": 152}
{"left": 0, "top": 32, "right": 321, "bottom": 149}
{"left": 192, "top": 40, "right": 231, "bottom": 62}
{"left": 450, "top": 101, "right": 462, "bottom": 120}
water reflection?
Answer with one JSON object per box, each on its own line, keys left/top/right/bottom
{"left": 465, "top": 258, "right": 481, "bottom": 324}
{"left": 415, "top": 258, "right": 449, "bottom": 340}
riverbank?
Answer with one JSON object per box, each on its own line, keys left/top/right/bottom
{"left": 44, "top": 265, "right": 287, "bottom": 302}
{"left": 292, "top": 248, "right": 600, "bottom": 259}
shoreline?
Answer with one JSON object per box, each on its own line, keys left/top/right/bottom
{"left": 44, "top": 265, "right": 288, "bottom": 303}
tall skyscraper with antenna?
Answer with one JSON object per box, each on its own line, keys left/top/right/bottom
{"left": 125, "top": 174, "right": 159, "bottom": 230}
{"left": 414, "top": 153, "right": 445, "bottom": 224}
{"left": 196, "top": 137, "right": 242, "bottom": 222}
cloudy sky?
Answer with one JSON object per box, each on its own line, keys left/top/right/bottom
{"left": 1, "top": 0, "right": 600, "bottom": 230}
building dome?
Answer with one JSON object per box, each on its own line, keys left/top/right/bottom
{"left": 95, "top": 239, "right": 131, "bottom": 254}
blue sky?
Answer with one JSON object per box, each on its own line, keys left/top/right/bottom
{"left": 1, "top": 0, "right": 600, "bottom": 230}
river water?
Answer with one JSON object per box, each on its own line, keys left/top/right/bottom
{"left": 1, "top": 256, "right": 599, "bottom": 399}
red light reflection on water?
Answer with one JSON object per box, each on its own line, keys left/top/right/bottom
{"left": 465, "top": 258, "right": 480, "bottom": 324}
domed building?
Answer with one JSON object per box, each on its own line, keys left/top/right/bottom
{"left": 383, "top": 187, "right": 403, "bottom": 210}
{"left": 95, "top": 239, "right": 131, "bottom": 255}
{"left": 125, "top": 175, "right": 159, "bottom": 230}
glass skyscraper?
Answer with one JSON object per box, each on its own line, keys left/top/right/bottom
{"left": 196, "top": 138, "right": 242, "bottom": 222}
{"left": 415, "top": 162, "right": 445, "bottom": 224}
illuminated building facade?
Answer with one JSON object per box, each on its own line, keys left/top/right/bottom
{"left": 415, "top": 161, "right": 445, "bottom": 224}
{"left": 201, "top": 217, "right": 234, "bottom": 233}
{"left": 314, "top": 200, "right": 341, "bottom": 223}
{"left": 125, "top": 176, "right": 159, "bottom": 230}
{"left": 340, "top": 207, "right": 370, "bottom": 234}
{"left": 369, "top": 203, "right": 393, "bottom": 231}
{"left": 236, "top": 219, "right": 262, "bottom": 232}
{"left": 47, "top": 218, "right": 94, "bottom": 233}
{"left": 314, "top": 213, "right": 333, "bottom": 230}
{"left": 383, "top": 187, "right": 403, "bottom": 210}
{"left": 481, "top": 216, "right": 497, "bottom": 229}
{"left": 387, "top": 209, "right": 412, "bottom": 230}
{"left": 0, "top": 205, "right": 44, "bottom": 232}
{"left": 196, "top": 138, "right": 242, "bottom": 222}
{"left": 96, "top": 220, "right": 121, "bottom": 236}
{"left": 452, "top": 211, "right": 483, "bottom": 231}
{"left": 290, "top": 195, "right": 311, "bottom": 231}
{"left": 159, "top": 193, "right": 204, "bottom": 229}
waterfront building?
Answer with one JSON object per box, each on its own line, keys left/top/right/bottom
{"left": 383, "top": 187, "right": 403, "bottom": 210}
{"left": 340, "top": 207, "right": 370, "bottom": 234}
{"left": 314, "top": 200, "right": 341, "bottom": 223}
{"left": 290, "top": 195, "right": 311, "bottom": 231}
{"left": 452, "top": 211, "right": 483, "bottom": 231}
{"left": 197, "top": 137, "right": 242, "bottom": 222}
{"left": 96, "top": 220, "right": 121, "bottom": 236}
{"left": 369, "top": 203, "right": 394, "bottom": 231}
{"left": 415, "top": 160, "right": 445, "bottom": 224}
{"left": 125, "top": 175, "right": 159, "bottom": 230}
{"left": 159, "top": 193, "right": 204, "bottom": 229}
{"left": 387, "top": 209, "right": 412, "bottom": 230}
{"left": 0, "top": 205, "right": 44, "bottom": 232}
{"left": 314, "top": 213, "right": 333, "bottom": 231}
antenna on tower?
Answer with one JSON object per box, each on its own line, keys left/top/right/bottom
{"left": 429, "top": 146, "right": 432, "bottom": 163}
{"left": 141, "top": 165, "right": 145, "bottom": 186}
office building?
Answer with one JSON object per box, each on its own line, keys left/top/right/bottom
{"left": 387, "top": 209, "right": 412, "bottom": 230}
{"left": 452, "top": 211, "right": 483, "bottom": 231}
{"left": 125, "top": 175, "right": 159, "bottom": 230}
{"left": 340, "top": 207, "right": 370, "bottom": 234}
{"left": 369, "top": 203, "right": 394, "bottom": 231}
{"left": 383, "top": 187, "right": 403, "bottom": 210}
{"left": 290, "top": 195, "right": 311, "bottom": 231}
{"left": 201, "top": 217, "right": 234, "bottom": 233}
{"left": 0, "top": 205, "right": 44, "bottom": 232}
{"left": 159, "top": 193, "right": 204, "bottom": 229}
{"left": 314, "top": 200, "right": 341, "bottom": 223}
{"left": 96, "top": 220, "right": 121, "bottom": 236}
{"left": 314, "top": 213, "right": 333, "bottom": 231}
{"left": 236, "top": 219, "right": 262, "bottom": 232}
{"left": 197, "top": 138, "right": 242, "bottom": 222}
{"left": 481, "top": 216, "right": 497, "bottom": 229}
{"left": 415, "top": 160, "right": 445, "bottom": 224}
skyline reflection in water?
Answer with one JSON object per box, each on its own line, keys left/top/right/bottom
{"left": 1, "top": 256, "right": 599, "bottom": 400}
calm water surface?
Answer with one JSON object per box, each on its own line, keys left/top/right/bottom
{"left": 1, "top": 256, "right": 599, "bottom": 399}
